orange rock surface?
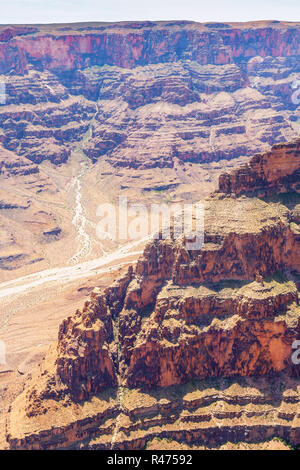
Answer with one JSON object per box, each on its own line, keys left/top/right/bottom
{"left": 5, "top": 138, "right": 300, "bottom": 450}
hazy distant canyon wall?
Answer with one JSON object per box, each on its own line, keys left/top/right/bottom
{"left": 1, "top": 22, "right": 300, "bottom": 73}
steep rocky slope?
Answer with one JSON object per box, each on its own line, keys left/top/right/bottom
{"left": 5, "top": 138, "right": 300, "bottom": 450}
{"left": 0, "top": 20, "right": 300, "bottom": 280}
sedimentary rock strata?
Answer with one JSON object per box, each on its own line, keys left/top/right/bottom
{"left": 219, "top": 139, "right": 300, "bottom": 195}
{"left": 0, "top": 20, "right": 300, "bottom": 279}
{"left": 0, "top": 21, "right": 299, "bottom": 169}
{"left": 6, "top": 138, "right": 300, "bottom": 449}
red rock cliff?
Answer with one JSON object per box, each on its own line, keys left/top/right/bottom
{"left": 1, "top": 22, "right": 300, "bottom": 74}
{"left": 5, "top": 137, "right": 300, "bottom": 450}
{"left": 219, "top": 139, "right": 300, "bottom": 195}
{"left": 17, "top": 139, "right": 300, "bottom": 393}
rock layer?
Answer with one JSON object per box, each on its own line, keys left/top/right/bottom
{"left": 219, "top": 139, "right": 300, "bottom": 195}
{"left": 0, "top": 21, "right": 300, "bottom": 168}
{"left": 1, "top": 21, "right": 300, "bottom": 279}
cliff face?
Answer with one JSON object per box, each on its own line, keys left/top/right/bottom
{"left": 6, "top": 138, "right": 300, "bottom": 449}
{"left": 0, "top": 21, "right": 299, "bottom": 168}
{"left": 56, "top": 292, "right": 118, "bottom": 402}
{"left": 1, "top": 22, "right": 300, "bottom": 74}
{"left": 219, "top": 140, "right": 300, "bottom": 195}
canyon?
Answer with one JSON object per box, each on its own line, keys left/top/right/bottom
{"left": 0, "top": 20, "right": 300, "bottom": 451}
{"left": 3, "top": 138, "right": 300, "bottom": 450}
{"left": 0, "top": 20, "right": 299, "bottom": 281}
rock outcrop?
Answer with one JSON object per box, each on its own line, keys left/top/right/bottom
{"left": 219, "top": 139, "right": 300, "bottom": 195}
{"left": 6, "top": 138, "right": 300, "bottom": 449}
{"left": 56, "top": 291, "right": 118, "bottom": 402}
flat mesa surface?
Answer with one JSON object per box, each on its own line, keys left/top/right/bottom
{"left": 204, "top": 197, "right": 290, "bottom": 235}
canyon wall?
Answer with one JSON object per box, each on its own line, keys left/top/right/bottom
{"left": 0, "top": 21, "right": 299, "bottom": 167}
{"left": 1, "top": 22, "right": 300, "bottom": 74}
